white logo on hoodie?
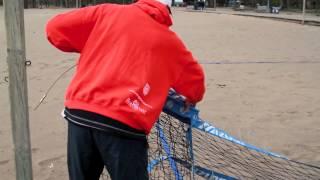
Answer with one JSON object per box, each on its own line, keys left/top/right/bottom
{"left": 143, "top": 83, "right": 150, "bottom": 96}
{"left": 125, "top": 84, "right": 153, "bottom": 114}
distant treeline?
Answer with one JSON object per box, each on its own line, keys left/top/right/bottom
{"left": 0, "top": 0, "right": 133, "bottom": 8}
{"left": 0, "top": 0, "right": 319, "bottom": 9}
{"left": 203, "top": 0, "right": 320, "bottom": 9}
{"left": 243, "top": 0, "right": 319, "bottom": 9}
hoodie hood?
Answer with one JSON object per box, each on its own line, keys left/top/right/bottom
{"left": 135, "top": 0, "right": 173, "bottom": 26}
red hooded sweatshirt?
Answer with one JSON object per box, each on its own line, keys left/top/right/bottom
{"left": 46, "top": 0, "right": 205, "bottom": 134}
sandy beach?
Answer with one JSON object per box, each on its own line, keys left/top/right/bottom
{"left": 1, "top": 7, "right": 320, "bottom": 179}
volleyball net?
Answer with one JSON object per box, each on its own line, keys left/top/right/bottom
{"left": 147, "top": 91, "right": 320, "bottom": 179}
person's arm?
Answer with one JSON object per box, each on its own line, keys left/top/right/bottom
{"left": 172, "top": 50, "right": 205, "bottom": 105}
{"left": 46, "top": 5, "right": 100, "bottom": 53}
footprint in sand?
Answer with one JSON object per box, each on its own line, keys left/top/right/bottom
{"left": 32, "top": 148, "right": 39, "bottom": 153}
{"left": 0, "top": 160, "right": 9, "bottom": 166}
{"left": 38, "top": 155, "right": 65, "bottom": 167}
{"left": 307, "top": 112, "right": 313, "bottom": 117}
{"left": 216, "top": 84, "right": 227, "bottom": 88}
{"left": 247, "top": 72, "right": 256, "bottom": 75}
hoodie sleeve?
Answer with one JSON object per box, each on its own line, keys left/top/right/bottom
{"left": 46, "top": 5, "right": 100, "bottom": 53}
{"left": 171, "top": 46, "right": 205, "bottom": 104}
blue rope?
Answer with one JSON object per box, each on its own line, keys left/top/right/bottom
{"left": 156, "top": 123, "right": 183, "bottom": 180}
{"left": 192, "top": 118, "right": 287, "bottom": 159}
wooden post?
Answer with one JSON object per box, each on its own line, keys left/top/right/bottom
{"left": 3, "top": 0, "right": 33, "bottom": 180}
{"left": 302, "top": 0, "right": 306, "bottom": 24}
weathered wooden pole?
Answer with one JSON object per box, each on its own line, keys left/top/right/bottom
{"left": 3, "top": 0, "right": 33, "bottom": 180}
{"left": 302, "top": 0, "right": 306, "bottom": 24}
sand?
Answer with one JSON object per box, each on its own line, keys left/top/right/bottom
{"left": 0, "top": 7, "right": 320, "bottom": 180}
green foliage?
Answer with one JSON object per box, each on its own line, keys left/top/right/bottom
{"left": 271, "top": 0, "right": 280, "bottom": 6}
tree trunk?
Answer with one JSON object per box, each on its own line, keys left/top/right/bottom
{"left": 24, "top": 0, "right": 28, "bottom": 8}
{"left": 207, "top": 0, "right": 214, "bottom": 7}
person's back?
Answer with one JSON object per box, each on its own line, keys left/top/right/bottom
{"left": 47, "top": 0, "right": 204, "bottom": 133}
{"left": 46, "top": 0, "right": 205, "bottom": 179}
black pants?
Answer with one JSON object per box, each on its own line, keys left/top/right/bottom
{"left": 67, "top": 122, "right": 149, "bottom": 180}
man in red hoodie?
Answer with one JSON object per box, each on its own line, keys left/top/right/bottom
{"left": 46, "top": 0, "right": 205, "bottom": 179}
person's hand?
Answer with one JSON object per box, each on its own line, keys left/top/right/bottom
{"left": 183, "top": 101, "right": 194, "bottom": 112}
